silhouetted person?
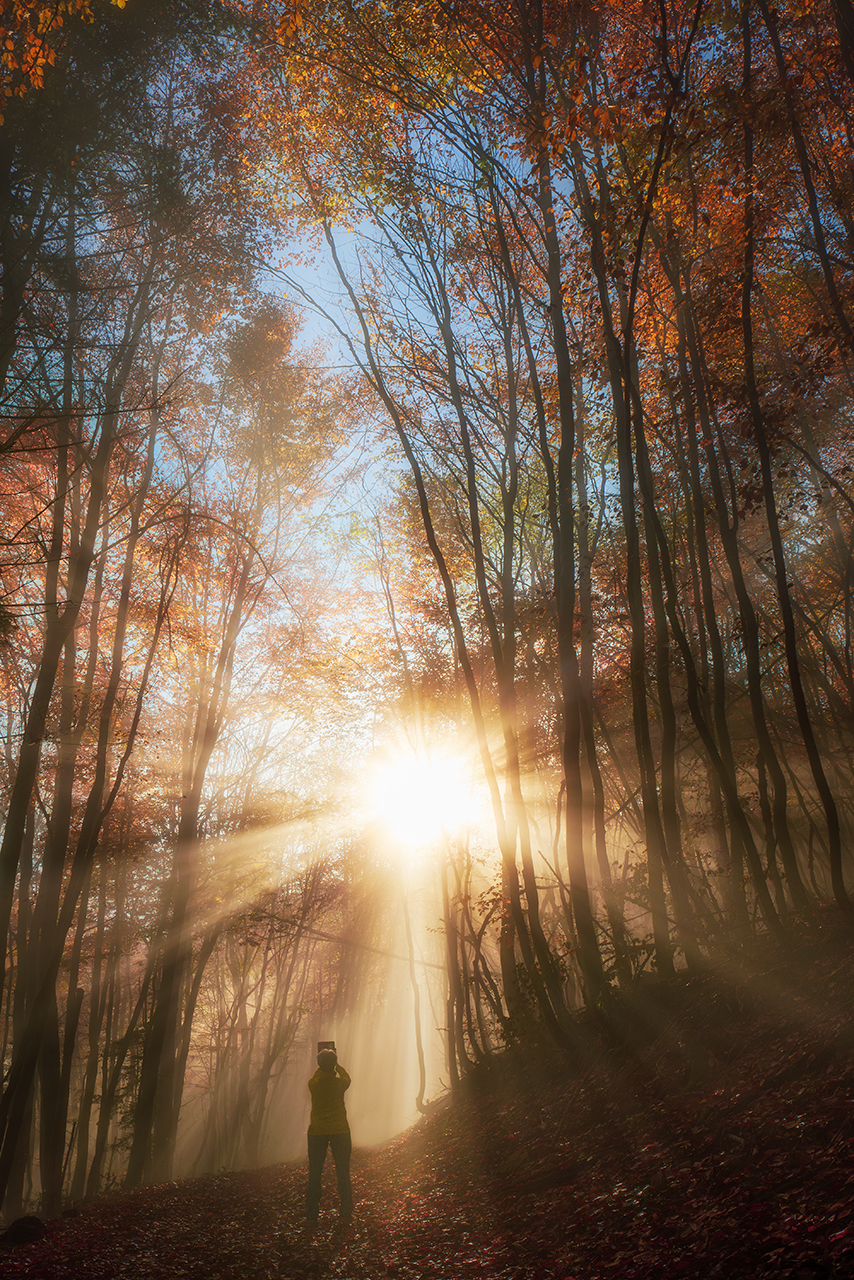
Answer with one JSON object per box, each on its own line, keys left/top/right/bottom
{"left": 306, "top": 1048, "right": 352, "bottom": 1227}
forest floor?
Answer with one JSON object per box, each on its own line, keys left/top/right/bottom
{"left": 3, "top": 912, "right": 854, "bottom": 1280}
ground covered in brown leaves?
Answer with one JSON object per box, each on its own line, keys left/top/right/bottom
{"left": 4, "top": 915, "right": 854, "bottom": 1280}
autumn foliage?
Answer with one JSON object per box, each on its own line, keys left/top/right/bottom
{"left": 0, "top": 0, "right": 852, "bottom": 1241}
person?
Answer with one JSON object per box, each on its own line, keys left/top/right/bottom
{"left": 305, "top": 1047, "right": 353, "bottom": 1228}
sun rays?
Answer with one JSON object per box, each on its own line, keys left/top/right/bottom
{"left": 364, "top": 746, "right": 474, "bottom": 856}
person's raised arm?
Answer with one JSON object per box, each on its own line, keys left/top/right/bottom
{"left": 336, "top": 1064, "right": 351, "bottom": 1089}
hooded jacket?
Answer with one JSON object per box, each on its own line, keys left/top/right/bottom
{"left": 308, "top": 1065, "right": 351, "bottom": 1136}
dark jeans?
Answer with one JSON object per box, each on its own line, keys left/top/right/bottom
{"left": 306, "top": 1133, "right": 352, "bottom": 1220}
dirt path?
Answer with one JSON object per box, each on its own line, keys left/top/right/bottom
{"left": 0, "top": 1147, "right": 518, "bottom": 1280}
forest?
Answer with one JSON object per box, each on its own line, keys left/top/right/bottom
{"left": 0, "top": 0, "right": 853, "bottom": 1253}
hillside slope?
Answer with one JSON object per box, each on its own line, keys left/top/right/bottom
{"left": 4, "top": 917, "right": 854, "bottom": 1279}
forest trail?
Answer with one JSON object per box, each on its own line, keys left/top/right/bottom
{"left": 3, "top": 921, "right": 854, "bottom": 1280}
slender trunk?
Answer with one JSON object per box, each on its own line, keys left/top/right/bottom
{"left": 441, "top": 855, "right": 463, "bottom": 1088}
{"left": 86, "top": 970, "right": 152, "bottom": 1198}
{"left": 128, "top": 523, "right": 261, "bottom": 1186}
{"left": 402, "top": 893, "right": 427, "bottom": 1111}
{"left": 425, "top": 229, "right": 572, "bottom": 1030}
{"left": 70, "top": 867, "right": 109, "bottom": 1202}
{"left": 572, "top": 397, "right": 630, "bottom": 983}
{"left": 757, "top": 753, "right": 787, "bottom": 913}
{"left": 533, "top": 137, "right": 607, "bottom": 1003}
{"left": 742, "top": 0, "right": 850, "bottom": 911}
{"left": 672, "top": 262, "right": 804, "bottom": 919}
{"left": 756, "top": 0, "right": 854, "bottom": 353}
{"left": 0, "top": 241, "right": 154, "bottom": 991}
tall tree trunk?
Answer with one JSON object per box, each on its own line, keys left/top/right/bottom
{"left": 742, "top": 0, "right": 850, "bottom": 912}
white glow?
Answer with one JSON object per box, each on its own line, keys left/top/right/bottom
{"left": 367, "top": 749, "right": 471, "bottom": 849}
